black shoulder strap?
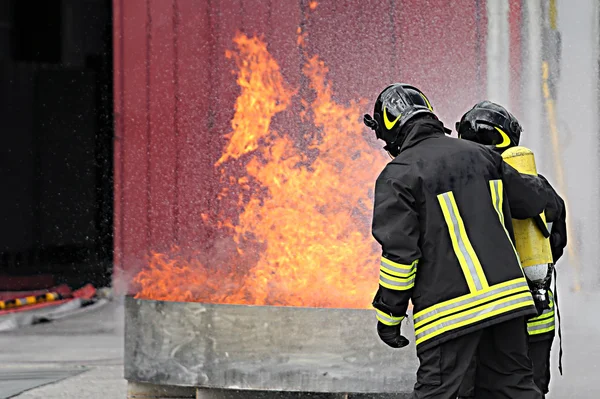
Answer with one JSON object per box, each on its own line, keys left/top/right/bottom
{"left": 553, "top": 266, "right": 563, "bottom": 375}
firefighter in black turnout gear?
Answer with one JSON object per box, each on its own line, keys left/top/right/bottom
{"left": 455, "top": 101, "right": 567, "bottom": 399}
{"left": 363, "top": 84, "right": 562, "bottom": 399}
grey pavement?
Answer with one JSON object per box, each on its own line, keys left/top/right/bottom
{"left": 0, "top": 298, "right": 126, "bottom": 398}
{"left": 0, "top": 283, "right": 598, "bottom": 398}
{"left": 9, "top": 366, "right": 125, "bottom": 399}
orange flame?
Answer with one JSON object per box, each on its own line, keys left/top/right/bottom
{"left": 134, "top": 250, "right": 211, "bottom": 303}
{"left": 134, "top": 32, "right": 388, "bottom": 308}
{"left": 216, "top": 35, "right": 294, "bottom": 166}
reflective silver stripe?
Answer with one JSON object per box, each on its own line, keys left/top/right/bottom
{"left": 492, "top": 180, "right": 503, "bottom": 220}
{"left": 379, "top": 274, "right": 415, "bottom": 290}
{"left": 529, "top": 308, "right": 554, "bottom": 322}
{"left": 528, "top": 320, "right": 555, "bottom": 334}
{"left": 415, "top": 294, "right": 533, "bottom": 343}
{"left": 375, "top": 309, "right": 404, "bottom": 326}
{"left": 490, "top": 179, "right": 521, "bottom": 263}
{"left": 414, "top": 279, "right": 529, "bottom": 326}
{"left": 380, "top": 259, "right": 416, "bottom": 276}
{"left": 440, "top": 193, "right": 484, "bottom": 291}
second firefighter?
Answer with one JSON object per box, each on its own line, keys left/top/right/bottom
{"left": 455, "top": 101, "right": 567, "bottom": 399}
{"left": 364, "top": 84, "right": 564, "bottom": 399}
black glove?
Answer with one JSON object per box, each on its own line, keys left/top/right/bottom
{"left": 530, "top": 286, "right": 550, "bottom": 317}
{"left": 549, "top": 215, "right": 567, "bottom": 263}
{"left": 533, "top": 294, "right": 548, "bottom": 317}
{"left": 377, "top": 321, "right": 410, "bottom": 348}
{"left": 550, "top": 234, "right": 564, "bottom": 263}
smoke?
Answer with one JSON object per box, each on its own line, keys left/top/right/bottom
{"left": 543, "top": 1, "right": 600, "bottom": 396}
{"left": 554, "top": 0, "right": 599, "bottom": 291}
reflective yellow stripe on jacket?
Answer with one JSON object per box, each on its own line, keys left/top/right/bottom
{"left": 527, "top": 292, "right": 555, "bottom": 335}
{"left": 411, "top": 189, "right": 535, "bottom": 347}
{"left": 413, "top": 278, "right": 533, "bottom": 345}
{"left": 489, "top": 180, "right": 521, "bottom": 263}
{"left": 375, "top": 308, "right": 405, "bottom": 326}
{"left": 438, "top": 191, "right": 489, "bottom": 292}
{"left": 379, "top": 257, "right": 417, "bottom": 291}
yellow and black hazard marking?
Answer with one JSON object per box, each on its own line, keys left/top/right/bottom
{"left": 0, "top": 292, "right": 62, "bottom": 310}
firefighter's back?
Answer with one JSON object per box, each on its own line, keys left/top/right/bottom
{"left": 391, "top": 133, "right": 534, "bottom": 351}
{"left": 367, "top": 85, "right": 542, "bottom": 399}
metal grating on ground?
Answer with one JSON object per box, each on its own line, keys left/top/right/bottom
{"left": 0, "top": 367, "right": 89, "bottom": 398}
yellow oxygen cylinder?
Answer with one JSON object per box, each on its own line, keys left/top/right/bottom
{"left": 501, "top": 146, "right": 553, "bottom": 282}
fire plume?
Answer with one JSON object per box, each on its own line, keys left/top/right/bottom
{"left": 134, "top": 32, "right": 388, "bottom": 309}
{"left": 216, "top": 35, "right": 294, "bottom": 166}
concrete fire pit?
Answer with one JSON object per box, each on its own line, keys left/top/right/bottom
{"left": 124, "top": 296, "right": 417, "bottom": 397}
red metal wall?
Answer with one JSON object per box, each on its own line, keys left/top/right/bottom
{"left": 113, "top": 0, "right": 486, "bottom": 291}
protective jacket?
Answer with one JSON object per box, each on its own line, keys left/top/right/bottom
{"left": 371, "top": 117, "right": 561, "bottom": 353}
{"left": 499, "top": 158, "right": 566, "bottom": 343}
{"left": 527, "top": 184, "right": 566, "bottom": 342}
{"left": 527, "top": 290, "right": 556, "bottom": 340}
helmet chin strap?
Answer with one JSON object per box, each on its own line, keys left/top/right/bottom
{"left": 383, "top": 143, "right": 399, "bottom": 158}
{"left": 363, "top": 114, "right": 379, "bottom": 132}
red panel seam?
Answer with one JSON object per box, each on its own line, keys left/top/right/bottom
{"left": 118, "top": 0, "right": 125, "bottom": 270}
{"left": 173, "top": 0, "right": 180, "bottom": 245}
{"left": 145, "top": 0, "right": 152, "bottom": 253}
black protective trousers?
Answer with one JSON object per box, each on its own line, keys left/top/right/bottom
{"left": 458, "top": 336, "right": 554, "bottom": 398}
{"left": 412, "top": 317, "right": 543, "bottom": 399}
{"left": 528, "top": 338, "right": 553, "bottom": 395}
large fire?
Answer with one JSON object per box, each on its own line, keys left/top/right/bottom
{"left": 134, "top": 31, "right": 388, "bottom": 308}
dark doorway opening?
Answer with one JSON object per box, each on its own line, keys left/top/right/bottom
{"left": 0, "top": 0, "right": 114, "bottom": 290}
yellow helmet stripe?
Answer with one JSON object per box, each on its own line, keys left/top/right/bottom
{"left": 383, "top": 106, "right": 401, "bottom": 130}
{"left": 420, "top": 93, "right": 433, "bottom": 111}
{"left": 494, "top": 126, "right": 511, "bottom": 148}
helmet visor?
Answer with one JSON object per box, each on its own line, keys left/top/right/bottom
{"left": 380, "top": 88, "right": 411, "bottom": 122}
{"left": 457, "top": 107, "right": 519, "bottom": 148}
{"left": 460, "top": 122, "right": 512, "bottom": 148}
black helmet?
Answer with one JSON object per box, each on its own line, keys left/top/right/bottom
{"left": 456, "top": 101, "right": 522, "bottom": 151}
{"left": 363, "top": 83, "right": 435, "bottom": 157}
